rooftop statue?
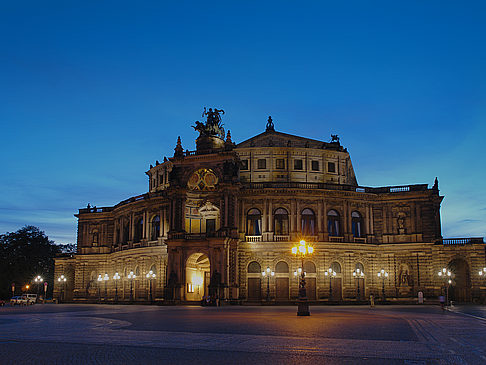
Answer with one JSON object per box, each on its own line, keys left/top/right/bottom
{"left": 193, "top": 107, "right": 225, "bottom": 139}
{"left": 331, "top": 134, "right": 340, "bottom": 143}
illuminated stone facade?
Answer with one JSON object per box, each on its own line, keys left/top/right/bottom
{"left": 54, "top": 113, "right": 485, "bottom": 304}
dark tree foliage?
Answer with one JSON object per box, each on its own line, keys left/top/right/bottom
{"left": 0, "top": 226, "right": 62, "bottom": 299}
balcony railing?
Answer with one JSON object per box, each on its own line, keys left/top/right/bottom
{"left": 353, "top": 237, "right": 367, "bottom": 243}
{"left": 274, "top": 235, "right": 290, "bottom": 242}
{"left": 437, "top": 237, "right": 484, "bottom": 245}
{"left": 246, "top": 235, "right": 262, "bottom": 242}
{"left": 243, "top": 182, "right": 429, "bottom": 194}
{"left": 329, "top": 236, "right": 344, "bottom": 243}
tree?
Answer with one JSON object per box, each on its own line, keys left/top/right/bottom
{"left": 0, "top": 226, "right": 61, "bottom": 299}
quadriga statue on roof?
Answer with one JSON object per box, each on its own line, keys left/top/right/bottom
{"left": 192, "top": 107, "right": 225, "bottom": 139}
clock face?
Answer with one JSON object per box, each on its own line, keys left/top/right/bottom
{"left": 187, "top": 169, "right": 218, "bottom": 191}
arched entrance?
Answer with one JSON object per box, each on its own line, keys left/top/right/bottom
{"left": 448, "top": 258, "right": 471, "bottom": 302}
{"left": 185, "top": 253, "right": 210, "bottom": 301}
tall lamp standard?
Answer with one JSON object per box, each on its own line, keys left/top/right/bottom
{"left": 291, "top": 239, "right": 314, "bottom": 316}
{"left": 324, "top": 268, "right": 336, "bottom": 301}
{"left": 352, "top": 268, "right": 364, "bottom": 301}
{"left": 146, "top": 270, "right": 156, "bottom": 303}
{"left": 128, "top": 271, "right": 136, "bottom": 302}
{"left": 113, "top": 272, "right": 120, "bottom": 302}
{"left": 57, "top": 275, "right": 66, "bottom": 303}
{"left": 34, "top": 275, "right": 43, "bottom": 301}
{"left": 261, "top": 267, "right": 275, "bottom": 301}
{"left": 438, "top": 267, "right": 452, "bottom": 307}
{"left": 377, "top": 269, "right": 389, "bottom": 302}
{"left": 103, "top": 273, "right": 109, "bottom": 300}
{"left": 97, "top": 274, "right": 102, "bottom": 302}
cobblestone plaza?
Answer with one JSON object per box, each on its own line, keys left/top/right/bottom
{"left": 2, "top": 304, "right": 486, "bottom": 364}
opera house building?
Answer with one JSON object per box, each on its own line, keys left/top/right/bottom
{"left": 54, "top": 109, "right": 485, "bottom": 304}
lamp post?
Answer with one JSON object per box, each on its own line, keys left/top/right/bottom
{"left": 261, "top": 267, "right": 275, "bottom": 301}
{"left": 113, "top": 272, "right": 120, "bottom": 302}
{"left": 438, "top": 267, "right": 452, "bottom": 307}
{"left": 97, "top": 274, "right": 102, "bottom": 302}
{"left": 103, "top": 273, "right": 109, "bottom": 300}
{"left": 324, "top": 268, "right": 336, "bottom": 301}
{"left": 291, "top": 239, "right": 314, "bottom": 316}
{"left": 352, "top": 268, "right": 364, "bottom": 301}
{"left": 34, "top": 275, "right": 43, "bottom": 301}
{"left": 57, "top": 275, "right": 66, "bottom": 303}
{"left": 377, "top": 269, "right": 389, "bottom": 302}
{"left": 146, "top": 270, "right": 156, "bottom": 303}
{"left": 128, "top": 271, "right": 136, "bottom": 302}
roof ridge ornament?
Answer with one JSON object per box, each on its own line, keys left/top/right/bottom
{"left": 266, "top": 116, "right": 275, "bottom": 131}
{"left": 174, "top": 136, "right": 184, "bottom": 158}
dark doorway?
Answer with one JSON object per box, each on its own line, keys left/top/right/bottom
{"left": 448, "top": 259, "right": 471, "bottom": 302}
{"left": 306, "top": 278, "right": 316, "bottom": 301}
{"left": 206, "top": 219, "right": 215, "bottom": 237}
{"left": 247, "top": 278, "right": 261, "bottom": 301}
{"left": 276, "top": 278, "right": 289, "bottom": 301}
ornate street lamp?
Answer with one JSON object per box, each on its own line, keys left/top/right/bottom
{"left": 352, "top": 268, "right": 364, "bottom": 301}
{"left": 291, "top": 239, "right": 314, "bottom": 316}
{"left": 377, "top": 269, "right": 389, "bottom": 302}
{"left": 127, "top": 271, "right": 136, "bottom": 302}
{"left": 146, "top": 270, "right": 156, "bottom": 303}
{"left": 324, "top": 268, "right": 336, "bottom": 300}
{"left": 103, "top": 273, "right": 109, "bottom": 300}
{"left": 478, "top": 267, "right": 486, "bottom": 277}
{"left": 113, "top": 272, "right": 120, "bottom": 302}
{"left": 34, "top": 275, "right": 43, "bottom": 301}
{"left": 261, "top": 267, "right": 275, "bottom": 301}
{"left": 97, "top": 274, "right": 103, "bottom": 302}
{"left": 438, "top": 267, "right": 452, "bottom": 307}
{"left": 57, "top": 275, "right": 66, "bottom": 303}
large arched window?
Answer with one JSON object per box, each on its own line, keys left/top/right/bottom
{"left": 123, "top": 222, "right": 129, "bottom": 244}
{"left": 151, "top": 215, "right": 160, "bottom": 241}
{"left": 134, "top": 218, "right": 143, "bottom": 242}
{"left": 327, "top": 210, "right": 340, "bottom": 237}
{"left": 351, "top": 211, "right": 364, "bottom": 238}
{"left": 274, "top": 208, "right": 289, "bottom": 235}
{"left": 330, "top": 261, "right": 341, "bottom": 274}
{"left": 304, "top": 261, "right": 316, "bottom": 273}
{"left": 247, "top": 208, "right": 262, "bottom": 235}
{"left": 301, "top": 208, "right": 315, "bottom": 236}
{"left": 275, "top": 261, "right": 289, "bottom": 273}
{"left": 247, "top": 261, "right": 261, "bottom": 273}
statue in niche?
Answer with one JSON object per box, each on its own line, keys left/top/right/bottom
{"left": 398, "top": 264, "right": 413, "bottom": 287}
{"left": 397, "top": 212, "right": 406, "bottom": 235}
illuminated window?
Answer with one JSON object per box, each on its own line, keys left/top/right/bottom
{"left": 151, "top": 215, "right": 160, "bottom": 241}
{"left": 187, "top": 283, "right": 194, "bottom": 293}
{"left": 247, "top": 208, "right": 262, "bottom": 235}
{"left": 327, "top": 210, "right": 340, "bottom": 236}
{"left": 301, "top": 208, "right": 315, "bottom": 236}
{"left": 276, "top": 159, "right": 285, "bottom": 169}
{"left": 352, "top": 211, "right": 364, "bottom": 238}
{"left": 274, "top": 208, "right": 289, "bottom": 235}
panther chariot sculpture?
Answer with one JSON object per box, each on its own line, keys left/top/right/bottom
{"left": 193, "top": 107, "right": 225, "bottom": 140}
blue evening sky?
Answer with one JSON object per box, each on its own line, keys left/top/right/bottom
{"left": 1, "top": 1, "right": 485, "bottom": 244}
